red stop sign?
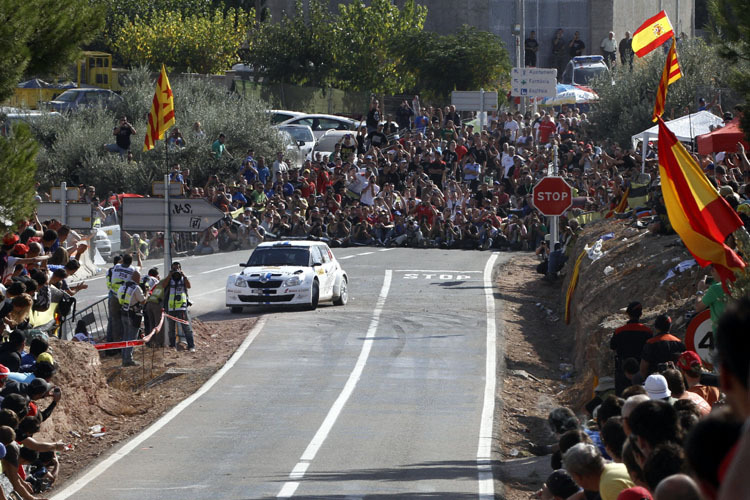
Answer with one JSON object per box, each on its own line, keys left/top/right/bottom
{"left": 532, "top": 176, "right": 573, "bottom": 216}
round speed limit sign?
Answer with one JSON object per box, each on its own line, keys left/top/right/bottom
{"left": 685, "top": 309, "right": 714, "bottom": 370}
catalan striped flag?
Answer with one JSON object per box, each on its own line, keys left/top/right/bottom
{"left": 143, "top": 64, "right": 175, "bottom": 152}
{"left": 632, "top": 10, "right": 674, "bottom": 58}
{"left": 656, "top": 116, "right": 745, "bottom": 286}
{"left": 652, "top": 38, "right": 682, "bottom": 122}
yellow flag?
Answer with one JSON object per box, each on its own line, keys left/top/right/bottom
{"left": 143, "top": 64, "right": 175, "bottom": 151}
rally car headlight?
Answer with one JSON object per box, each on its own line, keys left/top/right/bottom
{"left": 283, "top": 276, "right": 302, "bottom": 287}
{"left": 234, "top": 277, "right": 248, "bottom": 287}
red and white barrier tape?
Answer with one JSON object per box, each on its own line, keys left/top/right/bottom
{"left": 94, "top": 310, "right": 167, "bottom": 350}
{"left": 163, "top": 312, "right": 190, "bottom": 325}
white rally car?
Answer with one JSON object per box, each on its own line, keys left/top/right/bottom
{"left": 226, "top": 241, "right": 348, "bottom": 312}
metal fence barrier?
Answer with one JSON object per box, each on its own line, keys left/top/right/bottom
{"left": 61, "top": 296, "right": 109, "bottom": 343}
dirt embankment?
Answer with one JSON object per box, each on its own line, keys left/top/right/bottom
{"left": 561, "top": 219, "right": 703, "bottom": 393}
{"left": 496, "top": 218, "right": 705, "bottom": 499}
{"left": 39, "top": 317, "right": 257, "bottom": 490}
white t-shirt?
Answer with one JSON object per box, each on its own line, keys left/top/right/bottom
{"left": 271, "top": 160, "right": 288, "bottom": 182}
{"left": 347, "top": 173, "right": 368, "bottom": 194}
{"left": 359, "top": 183, "right": 380, "bottom": 206}
{"left": 504, "top": 120, "right": 520, "bottom": 141}
{"left": 501, "top": 154, "right": 515, "bottom": 177}
{"left": 601, "top": 37, "right": 617, "bottom": 53}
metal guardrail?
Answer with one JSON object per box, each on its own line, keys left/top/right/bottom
{"left": 61, "top": 296, "right": 109, "bottom": 343}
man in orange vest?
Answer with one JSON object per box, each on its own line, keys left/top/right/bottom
{"left": 640, "top": 314, "right": 686, "bottom": 378}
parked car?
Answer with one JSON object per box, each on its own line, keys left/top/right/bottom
{"left": 92, "top": 206, "right": 121, "bottom": 262}
{"left": 313, "top": 130, "right": 355, "bottom": 158}
{"left": 267, "top": 109, "right": 306, "bottom": 125}
{"left": 560, "top": 56, "right": 611, "bottom": 86}
{"left": 0, "top": 107, "right": 63, "bottom": 136}
{"left": 276, "top": 129, "right": 303, "bottom": 169}
{"left": 275, "top": 124, "right": 316, "bottom": 161}
{"left": 278, "top": 113, "right": 360, "bottom": 139}
{"left": 47, "top": 88, "right": 123, "bottom": 113}
{"left": 226, "top": 241, "right": 348, "bottom": 311}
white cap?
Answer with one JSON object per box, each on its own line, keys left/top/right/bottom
{"left": 644, "top": 374, "right": 671, "bottom": 400}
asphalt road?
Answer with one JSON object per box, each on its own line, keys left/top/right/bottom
{"left": 54, "top": 246, "right": 510, "bottom": 499}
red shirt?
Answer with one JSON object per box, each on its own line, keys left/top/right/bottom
{"left": 416, "top": 203, "right": 435, "bottom": 224}
{"left": 300, "top": 181, "right": 316, "bottom": 198}
{"left": 455, "top": 145, "right": 468, "bottom": 161}
{"left": 539, "top": 121, "right": 556, "bottom": 144}
{"left": 316, "top": 170, "right": 330, "bottom": 194}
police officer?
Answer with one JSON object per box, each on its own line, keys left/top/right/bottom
{"left": 118, "top": 269, "right": 146, "bottom": 367}
{"left": 157, "top": 261, "right": 195, "bottom": 352}
{"left": 141, "top": 267, "right": 164, "bottom": 346}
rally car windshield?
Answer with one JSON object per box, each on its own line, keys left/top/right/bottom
{"left": 246, "top": 247, "right": 311, "bottom": 267}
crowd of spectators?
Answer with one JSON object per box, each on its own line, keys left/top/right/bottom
{"left": 0, "top": 219, "right": 82, "bottom": 498}
{"left": 531, "top": 295, "right": 750, "bottom": 500}
{"left": 1, "top": 74, "right": 750, "bottom": 497}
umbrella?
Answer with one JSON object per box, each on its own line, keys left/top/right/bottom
{"left": 540, "top": 84, "right": 599, "bottom": 107}
{"left": 696, "top": 118, "right": 749, "bottom": 155}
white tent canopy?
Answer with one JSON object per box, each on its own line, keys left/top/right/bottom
{"left": 631, "top": 111, "right": 724, "bottom": 149}
{"left": 631, "top": 111, "right": 725, "bottom": 171}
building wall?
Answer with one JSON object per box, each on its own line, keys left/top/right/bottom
{"left": 264, "top": 0, "right": 694, "bottom": 69}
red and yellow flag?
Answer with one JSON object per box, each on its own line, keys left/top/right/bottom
{"left": 632, "top": 10, "right": 674, "bottom": 58}
{"left": 143, "top": 64, "right": 175, "bottom": 152}
{"left": 652, "top": 38, "right": 682, "bottom": 122}
{"left": 657, "top": 117, "right": 745, "bottom": 285}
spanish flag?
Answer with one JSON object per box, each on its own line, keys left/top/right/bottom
{"left": 652, "top": 38, "right": 682, "bottom": 121}
{"left": 632, "top": 10, "right": 674, "bottom": 58}
{"left": 657, "top": 117, "right": 745, "bottom": 285}
{"left": 143, "top": 64, "right": 176, "bottom": 152}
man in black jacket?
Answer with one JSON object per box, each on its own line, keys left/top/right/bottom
{"left": 0, "top": 330, "right": 25, "bottom": 372}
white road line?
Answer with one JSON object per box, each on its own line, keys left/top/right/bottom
{"left": 339, "top": 255, "right": 356, "bottom": 260}
{"left": 377, "top": 248, "right": 394, "bottom": 252}
{"left": 277, "top": 270, "right": 392, "bottom": 498}
{"left": 50, "top": 317, "right": 268, "bottom": 500}
{"left": 477, "top": 253, "right": 498, "bottom": 499}
{"left": 356, "top": 251, "right": 374, "bottom": 256}
{"left": 191, "top": 287, "right": 224, "bottom": 298}
{"left": 394, "top": 269, "right": 483, "bottom": 273}
{"left": 200, "top": 264, "right": 238, "bottom": 274}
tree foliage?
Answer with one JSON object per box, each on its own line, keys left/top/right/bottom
{"left": 0, "top": 0, "right": 102, "bottom": 101}
{"left": 587, "top": 39, "right": 733, "bottom": 148}
{"left": 331, "top": 0, "right": 427, "bottom": 93}
{"left": 247, "top": 0, "right": 336, "bottom": 87}
{"left": 31, "top": 68, "right": 285, "bottom": 195}
{"left": 708, "top": 0, "right": 750, "bottom": 143}
{"left": 0, "top": 125, "right": 39, "bottom": 232}
{"left": 112, "top": 8, "right": 252, "bottom": 74}
{"left": 392, "top": 26, "right": 511, "bottom": 101}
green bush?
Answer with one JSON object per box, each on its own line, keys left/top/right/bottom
{"left": 587, "top": 38, "right": 734, "bottom": 148}
{"left": 32, "top": 70, "right": 285, "bottom": 195}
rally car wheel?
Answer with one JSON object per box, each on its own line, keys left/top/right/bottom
{"left": 308, "top": 279, "right": 319, "bottom": 310}
{"left": 333, "top": 276, "right": 348, "bottom": 306}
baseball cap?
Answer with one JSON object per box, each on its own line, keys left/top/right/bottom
{"left": 2, "top": 234, "right": 19, "bottom": 247}
{"left": 677, "top": 350, "right": 702, "bottom": 371}
{"left": 28, "top": 378, "right": 52, "bottom": 397}
{"left": 11, "top": 244, "right": 28, "bottom": 256}
{"left": 546, "top": 469, "right": 579, "bottom": 498}
{"left": 616, "top": 486, "right": 653, "bottom": 500}
{"left": 0, "top": 365, "right": 9, "bottom": 379}
{"left": 644, "top": 374, "right": 671, "bottom": 400}
{"left": 36, "top": 352, "right": 54, "bottom": 365}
